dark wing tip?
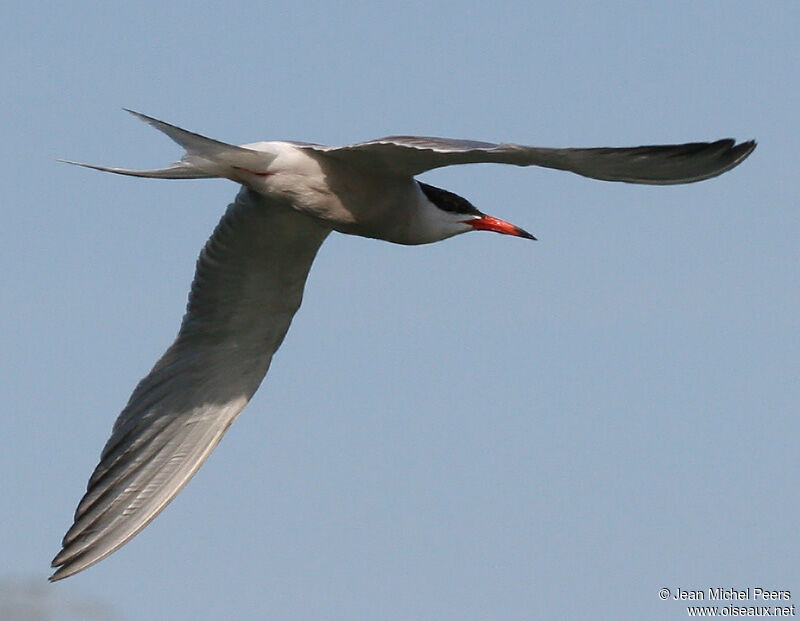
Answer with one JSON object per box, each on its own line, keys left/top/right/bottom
{"left": 710, "top": 138, "right": 756, "bottom": 179}
{"left": 711, "top": 137, "right": 756, "bottom": 160}
{"left": 48, "top": 561, "right": 71, "bottom": 582}
{"left": 49, "top": 547, "right": 83, "bottom": 582}
{"left": 627, "top": 137, "right": 757, "bottom": 184}
{"left": 732, "top": 138, "right": 757, "bottom": 162}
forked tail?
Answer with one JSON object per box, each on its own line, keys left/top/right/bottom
{"left": 59, "top": 110, "right": 277, "bottom": 180}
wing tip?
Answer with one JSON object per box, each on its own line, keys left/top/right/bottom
{"left": 734, "top": 138, "right": 757, "bottom": 161}
{"left": 716, "top": 138, "right": 756, "bottom": 177}
{"left": 671, "top": 137, "right": 756, "bottom": 182}
{"left": 48, "top": 561, "right": 91, "bottom": 582}
{"left": 720, "top": 137, "right": 756, "bottom": 157}
{"left": 49, "top": 534, "right": 125, "bottom": 582}
{"left": 49, "top": 553, "right": 85, "bottom": 582}
{"left": 49, "top": 545, "right": 84, "bottom": 581}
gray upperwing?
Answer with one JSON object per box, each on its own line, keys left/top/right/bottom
{"left": 304, "top": 135, "right": 755, "bottom": 183}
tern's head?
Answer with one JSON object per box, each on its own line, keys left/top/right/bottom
{"left": 415, "top": 182, "right": 536, "bottom": 244}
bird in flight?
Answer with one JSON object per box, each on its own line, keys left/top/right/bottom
{"left": 51, "top": 110, "right": 754, "bottom": 580}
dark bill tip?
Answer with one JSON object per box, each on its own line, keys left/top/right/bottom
{"left": 464, "top": 215, "right": 537, "bottom": 240}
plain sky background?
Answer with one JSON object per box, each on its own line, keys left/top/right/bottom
{"left": 1, "top": 2, "right": 798, "bottom": 619}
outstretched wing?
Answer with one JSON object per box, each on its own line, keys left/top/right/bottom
{"left": 51, "top": 189, "right": 330, "bottom": 580}
{"left": 305, "top": 135, "right": 755, "bottom": 183}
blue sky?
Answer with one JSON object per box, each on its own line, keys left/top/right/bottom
{"left": 1, "top": 2, "right": 798, "bottom": 619}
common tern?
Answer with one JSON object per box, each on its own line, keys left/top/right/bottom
{"left": 51, "top": 111, "right": 754, "bottom": 580}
